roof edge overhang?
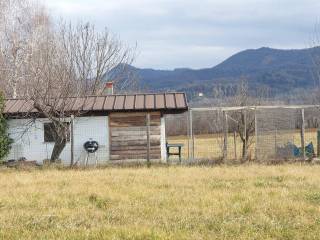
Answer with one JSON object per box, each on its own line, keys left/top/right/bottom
{"left": 4, "top": 92, "right": 188, "bottom": 117}
{"left": 4, "top": 107, "right": 189, "bottom": 119}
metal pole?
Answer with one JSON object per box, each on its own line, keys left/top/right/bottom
{"left": 189, "top": 109, "right": 194, "bottom": 160}
{"left": 146, "top": 113, "right": 151, "bottom": 166}
{"left": 254, "top": 109, "right": 258, "bottom": 161}
{"left": 274, "top": 128, "right": 277, "bottom": 158}
{"left": 223, "top": 111, "right": 228, "bottom": 161}
{"left": 233, "top": 131, "right": 237, "bottom": 160}
{"left": 300, "top": 108, "right": 305, "bottom": 160}
{"left": 187, "top": 111, "right": 190, "bottom": 160}
{"left": 317, "top": 129, "right": 320, "bottom": 157}
{"left": 243, "top": 109, "right": 247, "bottom": 160}
{"left": 70, "top": 115, "right": 75, "bottom": 167}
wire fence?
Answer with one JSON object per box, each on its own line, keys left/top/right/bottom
{"left": 165, "top": 105, "right": 320, "bottom": 163}
{"left": 6, "top": 105, "right": 320, "bottom": 165}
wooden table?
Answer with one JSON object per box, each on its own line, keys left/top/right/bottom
{"left": 166, "top": 143, "right": 184, "bottom": 163}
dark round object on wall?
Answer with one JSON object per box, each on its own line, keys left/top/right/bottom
{"left": 84, "top": 140, "right": 99, "bottom": 153}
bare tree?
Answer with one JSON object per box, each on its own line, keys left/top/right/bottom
{"left": 0, "top": 0, "right": 135, "bottom": 163}
{"left": 227, "top": 80, "right": 262, "bottom": 160}
{"left": 58, "top": 22, "right": 134, "bottom": 94}
{"left": 26, "top": 22, "right": 134, "bottom": 162}
{"left": 0, "top": 0, "right": 49, "bottom": 98}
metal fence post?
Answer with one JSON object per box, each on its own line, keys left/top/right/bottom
{"left": 187, "top": 111, "right": 190, "bottom": 160}
{"left": 274, "top": 127, "right": 277, "bottom": 158}
{"left": 189, "top": 109, "right": 194, "bottom": 160}
{"left": 233, "top": 131, "right": 237, "bottom": 160}
{"left": 243, "top": 109, "right": 247, "bottom": 160}
{"left": 254, "top": 109, "right": 258, "bottom": 161}
{"left": 223, "top": 111, "right": 228, "bottom": 161}
{"left": 146, "top": 113, "right": 151, "bottom": 166}
{"left": 300, "top": 108, "right": 305, "bottom": 160}
{"left": 70, "top": 115, "right": 75, "bottom": 167}
{"left": 317, "top": 129, "right": 320, "bottom": 157}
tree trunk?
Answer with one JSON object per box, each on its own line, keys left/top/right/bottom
{"left": 241, "top": 134, "right": 250, "bottom": 161}
{"left": 50, "top": 137, "right": 67, "bottom": 162}
{"left": 242, "top": 139, "right": 246, "bottom": 159}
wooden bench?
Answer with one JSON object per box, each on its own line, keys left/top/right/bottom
{"left": 166, "top": 143, "right": 184, "bottom": 163}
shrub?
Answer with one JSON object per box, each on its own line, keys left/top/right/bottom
{"left": 0, "top": 94, "right": 12, "bottom": 161}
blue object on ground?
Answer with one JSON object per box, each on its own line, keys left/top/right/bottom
{"left": 292, "top": 142, "right": 314, "bottom": 157}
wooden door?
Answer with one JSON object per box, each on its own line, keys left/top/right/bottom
{"left": 109, "top": 112, "right": 161, "bottom": 160}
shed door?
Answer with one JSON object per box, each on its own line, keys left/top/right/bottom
{"left": 109, "top": 112, "right": 161, "bottom": 161}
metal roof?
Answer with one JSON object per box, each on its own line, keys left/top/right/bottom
{"left": 4, "top": 92, "right": 188, "bottom": 115}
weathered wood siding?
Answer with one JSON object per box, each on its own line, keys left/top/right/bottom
{"left": 109, "top": 112, "right": 161, "bottom": 160}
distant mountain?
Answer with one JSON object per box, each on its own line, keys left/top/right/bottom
{"left": 128, "top": 47, "right": 320, "bottom": 100}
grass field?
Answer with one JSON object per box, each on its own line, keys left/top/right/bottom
{"left": 1, "top": 165, "right": 320, "bottom": 239}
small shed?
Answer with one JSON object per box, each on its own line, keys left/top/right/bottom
{"left": 3, "top": 93, "right": 188, "bottom": 165}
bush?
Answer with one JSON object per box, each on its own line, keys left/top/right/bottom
{"left": 0, "top": 94, "right": 12, "bottom": 161}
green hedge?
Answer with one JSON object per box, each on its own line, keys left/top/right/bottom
{"left": 0, "top": 94, "right": 12, "bottom": 161}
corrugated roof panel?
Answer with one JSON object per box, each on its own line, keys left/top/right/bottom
{"left": 72, "top": 98, "right": 85, "bottom": 111}
{"left": 103, "top": 95, "right": 116, "bottom": 110}
{"left": 165, "top": 93, "right": 176, "bottom": 109}
{"left": 63, "top": 98, "right": 76, "bottom": 112}
{"left": 21, "top": 100, "right": 36, "bottom": 113}
{"left": 83, "top": 96, "right": 96, "bottom": 111}
{"left": 175, "top": 93, "right": 187, "bottom": 108}
{"left": 155, "top": 94, "right": 165, "bottom": 109}
{"left": 145, "top": 94, "right": 155, "bottom": 109}
{"left": 55, "top": 99, "right": 65, "bottom": 110}
{"left": 135, "top": 95, "right": 145, "bottom": 109}
{"left": 4, "top": 100, "right": 17, "bottom": 113}
{"left": 124, "top": 95, "right": 135, "bottom": 109}
{"left": 8, "top": 100, "right": 25, "bottom": 113}
{"left": 48, "top": 99, "right": 60, "bottom": 108}
{"left": 17, "top": 100, "right": 28, "bottom": 113}
{"left": 93, "top": 96, "right": 105, "bottom": 110}
{"left": 114, "top": 95, "right": 125, "bottom": 110}
{"left": 3, "top": 92, "right": 188, "bottom": 115}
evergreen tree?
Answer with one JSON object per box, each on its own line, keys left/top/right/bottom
{"left": 0, "top": 93, "right": 12, "bottom": 161}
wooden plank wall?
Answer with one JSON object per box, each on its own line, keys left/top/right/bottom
{"left": 109, "top": 112, "right": 161, "bottom": 160}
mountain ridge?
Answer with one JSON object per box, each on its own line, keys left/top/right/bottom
{"left": 119, "top": 47, "right": 320, "bottom": 99}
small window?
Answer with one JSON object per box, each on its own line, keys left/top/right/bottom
{"left": 44, "top": 122, "right": 70, "bottom": 143}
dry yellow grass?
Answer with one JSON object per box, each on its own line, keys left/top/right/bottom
{"left": 1, "top": 165, "right": 320, "bottom": 239}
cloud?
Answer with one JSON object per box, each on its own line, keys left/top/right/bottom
{"left": 43, "top": 0, "right": 320, "bottom": 69}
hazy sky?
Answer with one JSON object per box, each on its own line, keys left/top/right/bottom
{"left": 44, "top": 0, "right": 320, "bottom": 69}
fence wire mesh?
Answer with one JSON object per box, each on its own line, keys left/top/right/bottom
{"left": 165, "top": 106, "right": 320, "bottom": 163}
{"left": 255, "top": 108, "right": 300, "bottom": 161}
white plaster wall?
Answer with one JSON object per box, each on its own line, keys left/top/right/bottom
{"left": 73, "top": 116, "right": 109, "bottom": 165}
{"left": 6, "top": 116, "right": 109, "bottom": 165}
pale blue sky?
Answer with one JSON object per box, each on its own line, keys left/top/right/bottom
{"left": 44, "top": 0, "right": 320, "bottom": 69}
